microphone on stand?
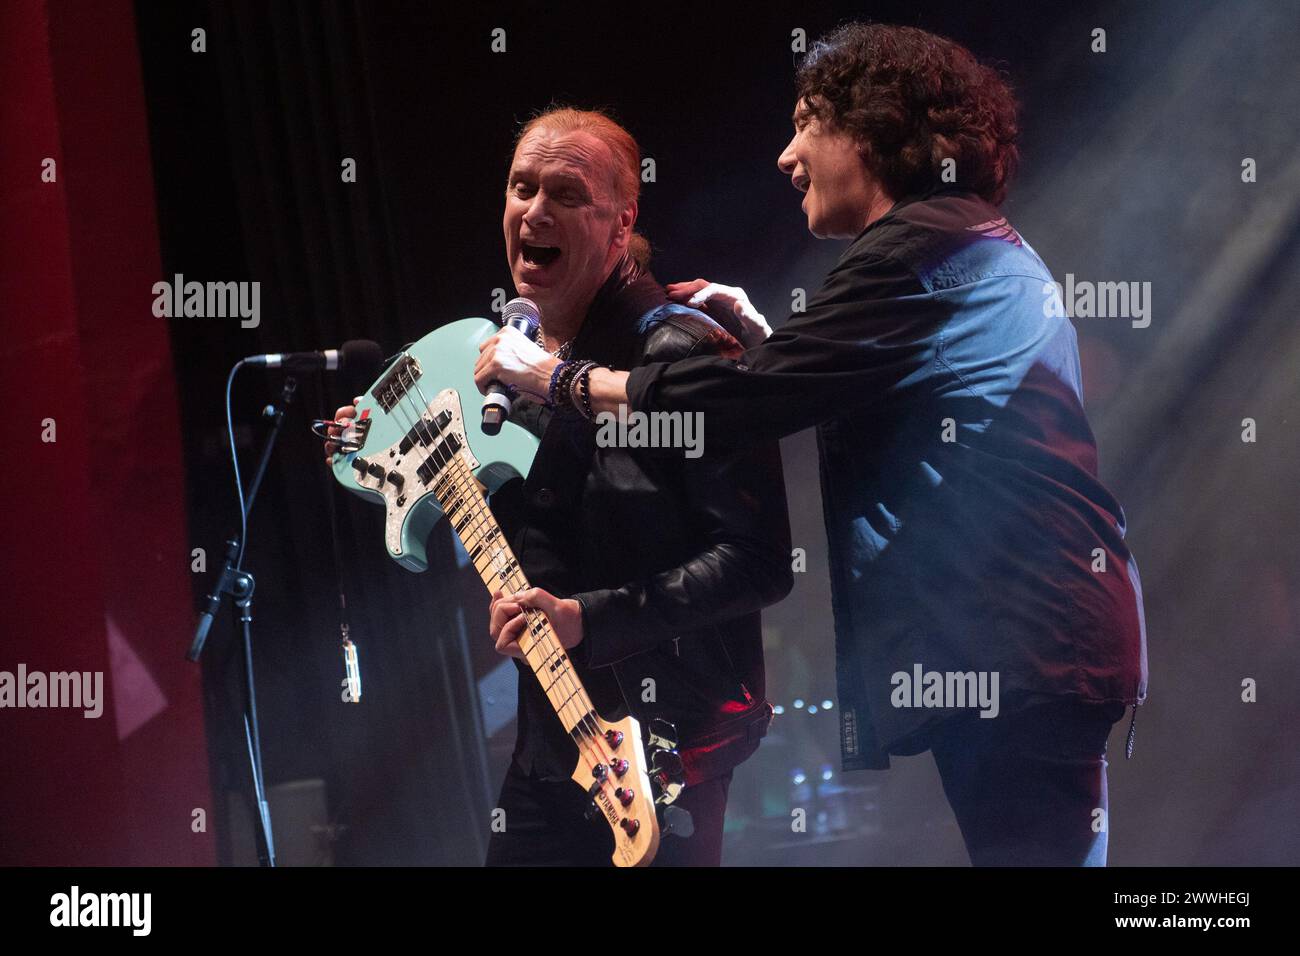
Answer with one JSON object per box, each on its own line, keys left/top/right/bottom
{"left": 243, "top": 339, "right": 384, "bottom": 373}
{"left": 481, "top": 297, "right": 541, "bottom": 435}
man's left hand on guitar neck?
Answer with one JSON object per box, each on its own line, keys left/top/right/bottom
{"left": 489, "top": 587, "right": 584, "bottom": 661}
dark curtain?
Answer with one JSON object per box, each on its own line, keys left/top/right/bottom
{"left": 137, "top": 1, "right": 501, "bottom": 865}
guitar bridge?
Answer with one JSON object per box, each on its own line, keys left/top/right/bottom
{"left": 371, "top": 353, "right": 423, "bottom": 413}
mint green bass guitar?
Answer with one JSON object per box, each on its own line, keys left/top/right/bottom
{"left": 329, "top": 317, "right": 669, "bottom": 865}
{"left": 329, "top": 317, "right": 539, "bottom": 573}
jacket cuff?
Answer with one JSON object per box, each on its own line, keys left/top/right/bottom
{"left": 572, "top": 588, "right": 627, "bottom": 669}
{"left": 571, "top": 593, "right": 595, "bottom": 667}
{"left": 625, "top": 363, "right": 663, "bottom": 414}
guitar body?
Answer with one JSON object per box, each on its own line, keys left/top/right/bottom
{"left": 332, "top": 318, "right": 539, "bottom": 572}
{"left": 330, "top": 317, "right": 680, "bottom": 866}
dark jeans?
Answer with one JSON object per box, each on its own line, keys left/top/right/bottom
{"left": 484, "top": 760, "right": 733, "bottom": 867}
{"left": 928, "top": 698, "right": 1127, "bottom": 866}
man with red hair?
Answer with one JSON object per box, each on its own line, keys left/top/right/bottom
{"left": 336, "top": 106, "right": 792, "bottom": 865}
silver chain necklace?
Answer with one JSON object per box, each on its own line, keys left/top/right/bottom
{"left": 535, "top": 325, "right": 574, "bottom": 361}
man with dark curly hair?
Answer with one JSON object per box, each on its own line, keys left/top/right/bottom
{"left": 476, "top": 22, "right": 1148, "bottom": 866}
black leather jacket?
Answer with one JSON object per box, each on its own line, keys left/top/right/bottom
{"left": 491, "top": 260, "right": 793, "bottom": 786}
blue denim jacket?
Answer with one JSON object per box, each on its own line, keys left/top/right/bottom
{"left": 628, "top": 188, "right": 1148, "bottom": 769}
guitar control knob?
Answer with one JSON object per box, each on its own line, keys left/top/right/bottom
{"left": 611, "top": 758, "right": 629, "bottom": 777}
{"left": 387, "top": 470, "right": 404, "bottom": 488}
{"left": 615, "top": 787, "right": 635, "bottom": 807}
{"left": 604, "top": 730, "right": 624, "bottom": 749}
{"left": 351, "top": 456, "right": 369, "bottom": 474}
{"left": 367, "top": 462, "right": 386, "bottom": 481}
{"left": 620, "top": 818, "right": 640, "bottom": 837}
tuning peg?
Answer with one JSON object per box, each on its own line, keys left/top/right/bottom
{"left": 604, "top": 729, "right": 624, "bottom": 749}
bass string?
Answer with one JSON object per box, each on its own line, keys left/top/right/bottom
{"left": 421, "top": 419, "right": 623, "bottom": 793}
{"left": 385, "top": 386, "right": 619, "bottom": 787}
{"left": 397, "top": 379, "right": 608, "bottom": 750}
{"left": 439, "top": 453, "right": 606, "bottom": 744}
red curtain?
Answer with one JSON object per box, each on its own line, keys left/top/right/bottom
{"left": 0, "top": 0, "right": 214, "bottom": 865}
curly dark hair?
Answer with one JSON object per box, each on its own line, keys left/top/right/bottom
{"left": 796, "top": 23, "right": 1020, "bottom": 206}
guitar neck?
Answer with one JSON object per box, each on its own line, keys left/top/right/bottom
{"left": 430, "top": 454, "right": 596, "bottom": 734}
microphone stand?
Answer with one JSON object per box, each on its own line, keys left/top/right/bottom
{"left": 188, "top": 375, "right": 298, "bottom": 867}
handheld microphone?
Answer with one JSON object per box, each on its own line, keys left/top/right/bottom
{"left": 244, "top": 339, "right": 384, "bottom": 373}
{"left": 481, "top": 297, "right": 541, "bottom": 435}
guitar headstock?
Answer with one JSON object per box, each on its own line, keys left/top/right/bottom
{"left": 570, "top": 714, "right": 692, "bottom": 866}
{"left": 571, "top": 713, "right": 661, "bottom": 867}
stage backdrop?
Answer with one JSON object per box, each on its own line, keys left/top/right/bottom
{"left": 0, "top": 0, "right": 214, "bottom": 865}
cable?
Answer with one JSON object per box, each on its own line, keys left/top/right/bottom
{"left": 226, "top": 359, "right": 249, "bottom": 570}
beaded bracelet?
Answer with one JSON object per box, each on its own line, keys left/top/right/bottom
{"left": 567, "top": 361, "right": 597, "bottom": 419}
{"left": 547, "top": 359, "right": 572, "bottom": 410}
{"left": 576, "top": 363, "right": 602, "bottom": 421}
{"left": 548, "top": 359, "right": 591, "bottom": 417}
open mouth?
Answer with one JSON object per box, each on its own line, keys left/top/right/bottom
{"left": 521, "top": 242, "right": 561, "bottom": 268}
